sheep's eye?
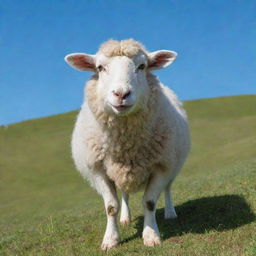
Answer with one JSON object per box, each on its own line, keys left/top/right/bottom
{"left": 138, "top": 64, "right": 145, "bottom": 70}
{"left": 97, "top": 65, "right": 104, "bottom": 72}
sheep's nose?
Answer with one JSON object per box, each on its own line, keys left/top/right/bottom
{"left": 112, "top": 90, "right": 131, "bottom": 100}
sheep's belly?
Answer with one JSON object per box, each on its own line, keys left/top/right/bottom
{"left": 105, "top": 160, "right": 151, "bottom": 193}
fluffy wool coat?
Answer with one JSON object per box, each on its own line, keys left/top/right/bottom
{"left": 72, "top": 72, "right": 189, "bottom": 193}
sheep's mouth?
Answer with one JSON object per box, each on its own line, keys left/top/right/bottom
{"left": 110, "top": 104, "right": 133, "bottom": 114}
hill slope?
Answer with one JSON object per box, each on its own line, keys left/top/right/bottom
{"left": 0, "top": 95, "right": 255, "bottom": 256}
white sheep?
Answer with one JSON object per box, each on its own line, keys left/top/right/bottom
{"left": 65, "top": 39, "right": 190, "bottom": 250}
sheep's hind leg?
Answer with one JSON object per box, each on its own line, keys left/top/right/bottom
{"left": 120, "top": 191, "right": 131, "bottom": 226}
{"left": 142, "top": 171, "right": 170, "bottom": 246}
{"left": 92, "top": 172, "right": 120, "bottom": 251}
{"left": 164, "top": 181, "right": 177, "bottom": 219}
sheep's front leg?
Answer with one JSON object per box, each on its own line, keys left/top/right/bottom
{"left": 93, "top": 172, "right": 120, "bottom": 251}
{"left": 120, "top": 191, "right": 131, "bottom": 226}
{"left": 142, "top": 172, "right": 170, "bottom": 246}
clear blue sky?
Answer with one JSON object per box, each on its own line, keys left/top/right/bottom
{"left": 0, "top": 0, "right": 255, "bottom": 125}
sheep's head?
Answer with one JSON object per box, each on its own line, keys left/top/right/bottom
{"left": 65, "top": 39, "right": 177, "bottom": 116}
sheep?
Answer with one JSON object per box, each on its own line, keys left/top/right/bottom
{"left": 65, "top": 39, "right": 190, "bottom": 251}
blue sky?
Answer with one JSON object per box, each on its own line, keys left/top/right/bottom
{"left": 0, "top": 0, "right": 255, "bottom": 125}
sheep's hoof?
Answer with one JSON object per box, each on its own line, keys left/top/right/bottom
{"left": 100, "top": 239, "right": 119, "bottom": 251}
{"left": 164, "top": 208, "right": 177, "bottom": 219}
{"left": 143, "top": 231, "right": 161, "bottom": 247}
{"left": 120, "top": 218, "right": 131, "bottom": 226}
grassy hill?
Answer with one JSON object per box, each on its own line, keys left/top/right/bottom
{"left": 0, "top": 95, "right": 255, "bottom": 256}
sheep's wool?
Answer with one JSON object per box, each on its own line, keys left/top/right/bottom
{"left": 98, "top": 39, "right": 147, "bottom": 58}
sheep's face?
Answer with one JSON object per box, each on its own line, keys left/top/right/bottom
{"left": 65, "top": 40, "right": 177, "bottom": 116}
{"left": 94, "top": 52, "right": 150, "bottom": 115}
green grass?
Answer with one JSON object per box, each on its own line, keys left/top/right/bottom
{"left": 0, "top": 95, "right": 255, "bottom": 256}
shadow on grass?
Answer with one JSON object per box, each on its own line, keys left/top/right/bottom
{"left": 124, "top": 194, "right": 255, "bottom": 242}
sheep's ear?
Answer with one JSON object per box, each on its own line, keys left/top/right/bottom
{"left": 148, "top": 50, "right": 177, "bottom": 70}
{"left": 64, "top": 53, "right": 96, "bottom": 71}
